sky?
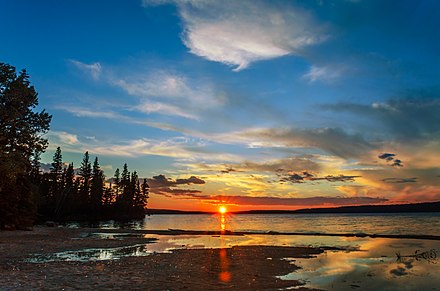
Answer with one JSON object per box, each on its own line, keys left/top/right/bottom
{"left": 1, "top": 0, "right": 440, "bottom": 211}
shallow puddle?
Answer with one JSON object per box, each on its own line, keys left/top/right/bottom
{"left": 278, "top": 238, "right": 439, "bottom": 291}
{"left": 25, "top": 243, "right": 158, "bottom": 263}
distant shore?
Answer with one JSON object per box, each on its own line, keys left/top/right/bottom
{"left": 0, "top": 226, "right": 326, "bottom": 290}
{"left": 147, "top": 201, "right": 440, "bottom": 215}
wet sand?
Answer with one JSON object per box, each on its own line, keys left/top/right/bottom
{"left": 0, "top": 227, "right": 324, "bottom": 290}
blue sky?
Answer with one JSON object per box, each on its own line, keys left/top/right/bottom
{"left": 1, "top": 0, "right": 439, "bottom": 210}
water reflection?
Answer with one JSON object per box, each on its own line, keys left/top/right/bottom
{"left": 278, "top": 238, "right": 440, "bottom": 291}
{"left": 218, "top": 213, "right": 231, "bottom": 282}
{"left": 220, "top": 214, "right": 226, "bottom": 233}
{"left": 25, "top": 244, "right": 153, "bottom": 263}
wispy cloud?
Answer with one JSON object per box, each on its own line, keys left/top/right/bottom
{"left": 324, "top": 96, "right": 440, "bottom": 141}
{"left": 210, "top": 127, "right": 374, "bottom": 159}
{"left": 144, "top": 0, "right": 328, "bottom": 71}
{"left": 302, "top": 65, "right": 345, "bottom": 83}
{"left": 382, "top": 177, "right": 417, "bottom": 183}
{"left": 47, "top": 130, "right": 241, "bottom": 162}
{"left": 112, "top": 70, "right": 226, "bottom": 120}
{"left": 70, "top": 60, "right": 102, "bottom": 80}
{"left": 279, "top": 172, "right": 360, "bottom": 184}
{"left": 49, "top": 131, "right": 79, "bottom": 145}
{"left": 157, "top": 192, "right": 387, "bottom": 207}
{"left": 136, "top": 100, "right": 199, "bottom": 120}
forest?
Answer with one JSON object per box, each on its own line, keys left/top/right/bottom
{"left": 0, "top": 62, "right": 148, "bottom": 230}
{"left": 35, "top": 147, "right": 149, "bottom": 222}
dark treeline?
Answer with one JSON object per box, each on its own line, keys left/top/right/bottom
{"left": 34, "top": 147, "right": 149, "bottom": 222}
{"left": 0, "top": 62, "right": 148, "bottom": 229}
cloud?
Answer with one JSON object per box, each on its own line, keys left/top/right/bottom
{"left": 279, "top": 172, "right": 360, "bottom": 184}
{"left": 302, "top": 65, "right": 345, "bottom": 83}
{"left": 324, "top": 96, "right": 440, "bottom": 142}
{"left": 382, "top": 177, "right": 417, "bottom": 183}
{"left": 160, "top": 192, "right": 388, "bottom": 207}
{"left": 222, "top": 157, "right": 320, "bottom": 174}
{"left": 144, "top": 0, "right": 328, "bottom": 71}
{"left": 48, "top": 130, "right": 241, "bottom": 162}
{"left": 378, "top": 152, "right": 404, "bottom": 167}
{"left": 391, "top": 159, "right": 403, "bottom": 167}
{"left": 70, "top": 60, "right": 102, "bottom": 80}
{"left": 212, "top": 127, "right": 374, "bottom": 159}
{"left": 148, "top": 174, "right": 205, "bottom": 187}
{"left": 113, "top": 70, "right": 225, "bottom": 120}
{"left": 50, "top": 131, "right": 79, "bottom": 145}
{"left": 137, "top": 100, "right": 199, "bottom": 120}
{"left": 55, "top": 105, "right": 125, "bottom": 120}
{"left": 378, "top": 153, "right": 395, "bottom": 161}
{"left": 147, "top": 174, "right": 205, "bottom": 197}
{"left": 48, "top": 131, "right": 79, "bottom": 146}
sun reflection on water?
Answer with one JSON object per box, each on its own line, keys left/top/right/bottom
{"left": 218, "top": 212, "right": 232, "bottom": 282}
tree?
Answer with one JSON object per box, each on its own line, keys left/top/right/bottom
{"left": 50, "top": 147, "right": 63, "bottom": 206}
{"left": 90, "top": 156, "right": 104, "bottom": 212}
{"left": 78, "top": 151, "right": 92, "bottom": 207}
{"left": 0, "top": 63, "right": 51, "bottom": 229}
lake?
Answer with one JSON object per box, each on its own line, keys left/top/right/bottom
{"left": 74, "top": 212, "right": 440, "bottom": 236}
{"left": 61, "top": 213, "right": 440, "bottom": 290}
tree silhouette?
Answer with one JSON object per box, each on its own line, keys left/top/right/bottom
{"left": 78, "top": 151, "right": 92, "bottom": 209}
{"left": 0, "top": 63, "right": 51, "bottom": 229}
{"left": 90, "top": 157, "right": 104, "bottom": 214}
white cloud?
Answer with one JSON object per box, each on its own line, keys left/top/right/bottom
{"left": 303, "top": 65, "right": 345, "bottom": 83}
{"left": 137, "top": 100, "right": 199, "bottom": 120}
{"left": 144, "top": 0, "right": 328, "bottom": 71}
{"left": 114, "top": 70, "right": 226, "bottom": 120}
{"left": 115, "top": 71, "right": 224, "bottom": 107}
{"left": 50, "top": 131, "right": 79, "bottom": 145}
{"left": 70, "top": 60, "right": 102, "bottom": 80}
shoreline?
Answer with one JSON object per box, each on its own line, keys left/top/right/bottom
{"left": 44, "top": 227, "right": 440, "bottom": 241}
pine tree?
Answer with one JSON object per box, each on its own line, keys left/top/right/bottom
{"left": 120, "top": 163, "right": 130, "bottom": 205}
{"left": 50, "top": 147, "right": 63, "bottom": 208}
{"left": 30, "top": 151, "right": 41, "bottom": 184}
{"left": 90, "top": 157, "right": 104, "bottom": 212}
{"left": 140, "top": 178, "right": 150, "bottom": 209}
{"left": 78, "top": 151, "right": 92, "bottom": 209}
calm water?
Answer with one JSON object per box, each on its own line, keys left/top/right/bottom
{"left": 45, "top": 213, "right": 440, "bottom": 290}
{"left": 88, "top": 213, "right": 440, "bottom": 236}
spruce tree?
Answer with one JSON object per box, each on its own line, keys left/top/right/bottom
{"left": 50, "top": 147, "right": 63, "bottom": 208}
{"left": 90, "top": 157, "right": 104, "bottom": 213}
{"left": 78, "top": 151, "right": 92, "bottom": 210}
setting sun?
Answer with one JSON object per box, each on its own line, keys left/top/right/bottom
{"left": 219, "top": 206, "right": 227, "bottom": 214}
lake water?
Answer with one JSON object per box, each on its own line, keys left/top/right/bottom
{"left": 88, "top": 212, "right": 440, "bottom": 236}
{"left": 61, "top": 213, "right": 440, "bottom": 290}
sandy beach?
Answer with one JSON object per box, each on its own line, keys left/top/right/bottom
{"left": 0, "top": 227, "right": 326, "bottom": 290}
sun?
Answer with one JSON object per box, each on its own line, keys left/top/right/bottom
{"left": 219, "top": 206, "right": 227, "bottom": 214}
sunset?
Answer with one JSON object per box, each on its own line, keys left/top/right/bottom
{"left": 1, "top": 0, "right": 439, "bottom": 290}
